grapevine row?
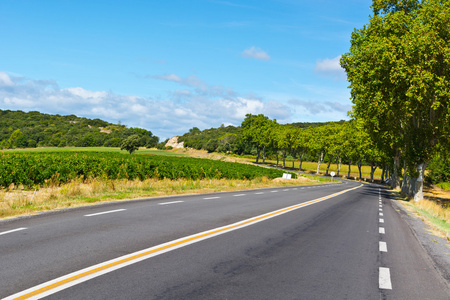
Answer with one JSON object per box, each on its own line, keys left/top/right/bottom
{"left": 0, "top": 151, "right": 292, "bottom": 188}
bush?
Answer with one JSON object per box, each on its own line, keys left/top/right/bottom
{"left": 426, "top": 155, "right": 450, "bottom": 184}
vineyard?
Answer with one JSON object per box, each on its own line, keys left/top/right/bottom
{"left": 0, "top": 151, "right": 294, "bottom": 188}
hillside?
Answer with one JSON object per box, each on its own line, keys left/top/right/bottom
{"left": 0, "top": 109, "right": 159, "bottom": 149}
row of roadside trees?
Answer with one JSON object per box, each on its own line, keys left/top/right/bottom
{"left": 340, "top": 0, "right": 450, "bottom": 200}
{"left": 241, "top": 114, "right": 389, "bottom": 184}
{"left": 243, "top": 0, "right": 449, "bottom": 201}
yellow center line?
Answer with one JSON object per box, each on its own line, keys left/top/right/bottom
{"left": 10, "top": 184, "right": 362, "bottom": 299}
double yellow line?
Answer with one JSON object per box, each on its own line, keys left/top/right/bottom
{"left": 7, "top": 184, "right": 362, "bottom": 299}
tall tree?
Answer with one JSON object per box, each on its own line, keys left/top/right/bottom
{"left": 241, "top": 114, "right": 274, "bottom": 163}
{"left": 341, "top": 0, "right": 450, "bottom": 200}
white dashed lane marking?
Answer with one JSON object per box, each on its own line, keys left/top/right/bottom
{"left": 379, "top": 227, "right": 385, "bottom": 234}
{"left": 233, "top": 194, "right": 246, "bottom": 197}
{"left": 379, "top": 241, "right": 388, "bottom": 252}
{"left": 0, "top": 227, "right": 27, "bottom": 236}
{"left": 379, "top": 267, "right": 393, "bottom": 289}
{"left": 84, "top": 209, "right": 126, "bottom": 217}
{"left": 158, "top": 201, "right": 184, "bottom": 205}
{"left": 203, "top": 197, "right": 220, "bottom": 200}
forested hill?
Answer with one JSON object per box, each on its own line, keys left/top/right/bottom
{"left": 288, "top": 120, "right": 345, "bottom": 129}
{"left": 0, "top": 109, "right": 159, "bottom": 149}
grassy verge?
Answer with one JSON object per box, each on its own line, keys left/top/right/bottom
{"left": 0, "top": 175, "right": 329, "bottom": 220}
{"left": 437, "top": 182, "right": 450, "bottom": 191}
{"left": 391, "top": 188, "right": 450, "bottom": 241}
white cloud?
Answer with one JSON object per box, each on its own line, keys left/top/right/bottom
{"left": 153, "top": 73, "right": 182, "bottom": 83}
{"left": 315, "top": 56, "right": 346, "bottom": 80}
{"left": 241, "top": 46, "right": 271, "bottom": 61}
{"left": 0, "top": 72, "right": 14, "bottom": 87}
{"left": 4, "top": 97, "right": 34, "bottom": 107}
{"left": 0, "top": 72, "right": 293, "bottom": 140}
{"left": 289, "top": 98, "right": 351, "bottom": 115}
{"left": 65, "top": 87, "right": 108, "bottom": 99}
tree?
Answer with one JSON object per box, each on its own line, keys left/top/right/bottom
{"left": 241, "top": 114, "right": 274, "bottom": 163}
{"left": 121, "top": 135, "right": 141, "bottom": 154}
{"left": 8, "top": 129, "right": 27, "bottom": 148}
{"left": 341, "top": 0, "right": 450, "bottom": 200}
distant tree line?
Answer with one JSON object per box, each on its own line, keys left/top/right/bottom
{"left": 171, "top": 114, "right": 448, "bottom": 191}
{"left": 0, "top": 109, "right": 159, "bottom": 149}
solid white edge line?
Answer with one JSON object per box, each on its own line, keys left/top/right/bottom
{"left": 84, "top": 209, "right": 126, "bottom": 217}
{"left": 379, "top": 241, "right": 388, "bottom": 252}
{"left": 379, "top": 227, "right": 385, "bottom": 234}
{"left": 5, "top": 184, "right": 363, "bottom": 299}
{"left": 379, "top": 267, "right": 392, "bottom": 289}
{"left": 158, "top": 201, "right": 184, "bottom": 205}
{"left": 0, "top": 227, "right": 27, "bottom": 236}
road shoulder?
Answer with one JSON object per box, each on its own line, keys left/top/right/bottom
{"left": 390, "top": 193, "right": 450, "bottom": 287}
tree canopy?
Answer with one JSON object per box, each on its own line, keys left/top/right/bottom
{"left": 341, "top": 0, "right": 450, "bottom": 199}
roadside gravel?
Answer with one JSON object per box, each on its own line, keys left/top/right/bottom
{"left": 391, "top": 195, "right": 450, "bottom": 287}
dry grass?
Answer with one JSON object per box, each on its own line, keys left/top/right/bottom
{"left": 396, "top": 184, "right": 450, "bottom": 241}
{"left": 0, "top": 175, "right": 321, "bottom": 220}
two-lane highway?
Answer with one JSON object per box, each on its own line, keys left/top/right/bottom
{"left": 1, "top": 181, "right": 449, "bottom": 299}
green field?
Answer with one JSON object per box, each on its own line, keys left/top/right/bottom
{"left": 0, "top": 149, "right": 296, "bottom": 188}
{"left": 1, "top": 147, "right": 185, "bottom": 156}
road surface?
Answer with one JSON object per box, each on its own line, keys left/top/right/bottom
{"left": 1, "top": 181, "right": 449, "bottom": 299}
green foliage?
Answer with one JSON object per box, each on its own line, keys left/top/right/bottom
{"left": 341, "top": 0, "right": 450, "bottom": 190}
{"left": 426, "top": 154, "right": 450, "bottom": 184}
{"left": 178, "top": 125, "right": 242, "bottom": 153}
{"left": 121, "top": 135, "right": 140, "bottom": 154}
{"left": 0, "top": 109, "right": 159, "bottom": 149}
{"left": 0, "top": 151, "right": 292, "bottom": 188}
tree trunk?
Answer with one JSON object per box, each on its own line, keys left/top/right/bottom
{"left": 316, "top": 151, "right": 324, "bottom": 174}
{"left": 381, "top": 164, "right": 385, "bottom": 182}
{"left": 292, "top": 153, "right": 295, "bottom": 169}
{"left": 276, "top": 151, "right": 279, "bottom": 167}
{"left": 282, "top": 149, "right": 286, "bottom": 168}
{"left": 298, "top": 151, "right": 303, "bottom": 170}
{"left": 370, "top": 161, "right": 377, "bottom": 183}
{"left": 347, "top": 158, "right": 352, "bottom": 178}
{"left": 256, "top": 147, "right": 260, "bottom": 163}
{"left": 414, "top": 163, "right": 426, "bottom": 201}
{"left": 357, "top": 156, "right": 362, "bottom": 180}
{"left": 336, "top": 157, "right": 341, "bottom": 176}
{"left": 326, "top": 155, "right": 334, "bottom": 176}
{"left": 391, "top": 155, "right": 401, "bottom": 189}
{"left": 262, "top": 146, "right": 266, "bottom": 164}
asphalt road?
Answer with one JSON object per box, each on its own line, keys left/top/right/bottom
{"left": 1, "top": 181, "right": 449, "bottom": 299}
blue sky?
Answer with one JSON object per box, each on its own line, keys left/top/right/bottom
{"left": 0, "top": 0, "right": 372, "bottom": 140}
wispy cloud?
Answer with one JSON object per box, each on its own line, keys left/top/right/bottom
{"left": 241, "top": 46, "right": 271, "bottom": 61}
{"left": 289, "top": 98, "right": 351, "bottom": 115}
{"left": 0, "top": 71, "right": 292, "bottom": 139}
{"left": 314, "top": 56, "right": 346, "bottom": 80}
{"left": 0, "top": 72, "right": 15, "bottom": 86}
